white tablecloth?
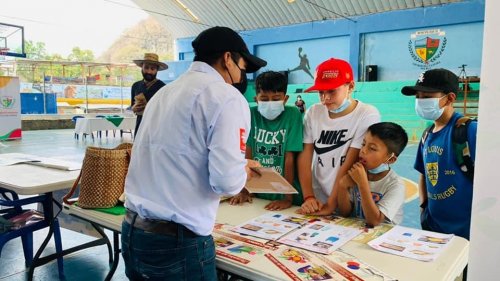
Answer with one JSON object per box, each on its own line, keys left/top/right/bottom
{"left": 74, "top": 117, "right": 136, "bottom": 135}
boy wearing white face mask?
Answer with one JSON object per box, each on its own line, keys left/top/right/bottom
{"left": 337, "top": 122, "right": 408, "bottom": 226}
{"left": 402, "top": 68, "right": 477, "bottom": 240}
{"left": 229, "top": 71, "right": 304, "bottom": 210}
{"left": 297, "top": 58, "right": 380, "bottom": 216}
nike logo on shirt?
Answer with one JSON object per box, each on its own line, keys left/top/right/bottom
{"left": 314, "top": 138, "right": 352, "bottom": 154}
{"left": 313, "top": 129, "right": 352, "bottom": 155}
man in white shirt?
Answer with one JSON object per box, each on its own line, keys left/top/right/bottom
{"left": 121, "top": 26, "right": 266, "bottom": 281}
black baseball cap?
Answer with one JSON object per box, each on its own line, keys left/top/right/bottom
{"left": 401, "top": 68, "right": 459, "bottom": 96}
{"left": 192, "top": 26, "right": 267, "bottom": 73}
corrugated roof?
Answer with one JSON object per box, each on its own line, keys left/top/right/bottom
{"left": 132, "top": 0, "right": 463, "bottom": 39}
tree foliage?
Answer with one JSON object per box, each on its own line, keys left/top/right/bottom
{"left": 99, "top": 16, "right": 173, "bottom": 63}
{"left": 24, "top": 40, "right": 49, "bottom": 60}
{"left": 68, "top": 47, "right": 95, "bottom": 62}
{"left": 5, "top": 16, "right": 173, "bottom": 86}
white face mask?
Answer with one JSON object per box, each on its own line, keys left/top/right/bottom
{"left": 258, "top": 101, "right": 285, "bottom": 120}
{"left": 415, "top": 96, "right": 446, "bottom": 121}
{"left": 368, "top": 154, "right": 394, "bottom": 174}
{"left": 329, "top": 97, "right": 351, "bottom": 114}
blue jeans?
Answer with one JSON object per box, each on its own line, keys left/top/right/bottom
{"left": 121, "top": 219, "right": 217, "bottom": 281}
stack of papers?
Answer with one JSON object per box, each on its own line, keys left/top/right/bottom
{"left": 367, "top": 225, "right": 454, "bottom": 262}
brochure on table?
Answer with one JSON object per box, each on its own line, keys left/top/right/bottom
{"left": 367, "top": 225, "right": 454, "bottom": 262}
{"left": 213, "top": 223, "right": 279, "bottom": 266}
{"left": 232, "top": 213, "right": 308, "bottom": 240}
{"left": 245, "top": 167, "right": 298, "bottom": 194}
{"left": 232, "top": 213, "right": 362, "bottom": 254}
{"left": 267, "top": 248, "right": 396, "bottom": 281}
{"left": 0, "top": 153, "right": 81, "bottom": 171}
{"left": 278, "top": 220, "right": 362, "bottom": 254}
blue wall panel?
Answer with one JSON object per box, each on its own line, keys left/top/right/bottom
{"left": 20, "top": 93, "right": 57, "bottom": 114}
{"left": 363, "top": 22, "right": 483, "bottom": 80}
{"left": 255, "top": 36, "right": 350, "bottom": 84}
{"left": 174, "top": 1, "right": 485, "bottom": 82}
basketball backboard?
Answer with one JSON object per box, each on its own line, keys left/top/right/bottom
{"left": 0, "top": 22, "right": 26, "bottom": 58}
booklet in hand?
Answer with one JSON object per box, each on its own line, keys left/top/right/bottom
{"left": 245, "top": 167, "right": 298, "bottom": 194}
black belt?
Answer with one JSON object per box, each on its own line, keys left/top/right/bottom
{"left": 125, "top": 210, "right": 198, "bottom": 238}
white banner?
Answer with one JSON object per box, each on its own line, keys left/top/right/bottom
{"left": 0, "top": 76, "right": 21, "bottom": 140}
{"left": 469, "top": 1, "right": 500, "bottom": 280}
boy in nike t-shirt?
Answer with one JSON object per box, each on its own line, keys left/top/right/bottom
{"left": 297, "top": 58, "right": 380, "bottom": 215}
{"left": 229, "top": 71, "right": 304, "bottom": 210}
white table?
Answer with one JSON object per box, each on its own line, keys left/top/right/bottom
{"left": 0, "top": 164, "right": 80, "bottom": 195}
{"left": 0, "top": 157, "right": 111, "bottom": 281}
{"left": 74, "top": 116, "right": 136, "bottom": 136}
{"left": 217, "top": 199, "right": 469, "bottom": 281}
{"left": 63, "top": 198, "right": 469, "bottom": 281}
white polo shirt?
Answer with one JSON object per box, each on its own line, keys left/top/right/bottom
{"left": 124, "top": 61, "right": 250, "bottom": 236}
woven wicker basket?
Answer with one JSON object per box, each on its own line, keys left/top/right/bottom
{"left": 63, "top": 143, "right": 133, "bottom": 208}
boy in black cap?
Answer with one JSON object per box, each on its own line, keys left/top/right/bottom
{"left": 122, "top": 26, "right": 266, "bottom": 281}
{"left": 402, "top": 68, "right": 477, "bottom": 242}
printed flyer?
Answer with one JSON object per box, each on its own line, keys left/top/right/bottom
{"left": 368, "top": 225, "right": 454, "bottom": 262}
{"left": 232, "top": 213, "right": 309, "bottom": 240}
{"left": 267, "top": 248, "right": 396, "bottom": 281}
{"left": 213, "top": 224, "right": 278, "bottom": 265}
{"left": 326, "top": 216, "right": 394, "bottom": 244}
{"left": 278, "top": 221, "right": 362, "bottom": 254}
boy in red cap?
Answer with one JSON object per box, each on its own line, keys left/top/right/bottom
{"left": 297, "top": 58, "right": 380, "bottom": 215}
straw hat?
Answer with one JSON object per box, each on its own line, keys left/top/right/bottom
{"left": 133, "top": 53, "right": 168, "bottom": 71}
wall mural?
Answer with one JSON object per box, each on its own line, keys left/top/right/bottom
{"left": 288, "top": 47, "right": 314, "bottom": 79}
{"left": 408, "top": 29, "right": 447, "bottom": 70}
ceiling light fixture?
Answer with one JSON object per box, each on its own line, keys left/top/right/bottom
{"left": 173, "top": 0, "right": 200, "bottom": 23}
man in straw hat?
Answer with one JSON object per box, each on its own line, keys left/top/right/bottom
{"left": 122, "top": 26, "right": 266, "bottom": 280}
{"left": 131, "top": 53, "right": 167, "bottom": 135}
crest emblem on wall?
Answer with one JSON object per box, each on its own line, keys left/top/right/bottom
{"left": 426, "top": 162, "right": 439, "bottom": 186}
{"left": 408, "top": 29, "right": 447, "bottom": 70}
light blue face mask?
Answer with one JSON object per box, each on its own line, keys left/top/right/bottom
{"left": 368, "top": 154, "right": 394, "bottom": 174}
{"left": 258, "top": 101, "right": 285, "bottom": 120}
{"left": 415, "top": 96, "right": 446, "bottom": 121}
{"left": 329, "top": 97, "right": 351, "bottom": 114}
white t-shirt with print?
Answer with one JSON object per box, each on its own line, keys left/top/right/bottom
{"left": 350, "top": 169, "right": 405, "bottom": 224}
{"left": 303, "top": 101, "right": 380, "bottom": 202}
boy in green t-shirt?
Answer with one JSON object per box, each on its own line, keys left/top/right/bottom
{"left": 229, "top": 71, "right": 304, "bottom": 210}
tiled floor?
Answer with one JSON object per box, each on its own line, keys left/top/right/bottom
{"left": 0, "top": 129, "right": 421, "bottom": 280}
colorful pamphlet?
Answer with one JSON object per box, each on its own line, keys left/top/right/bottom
{"left": 232, "top": 213, "right": 309, "bottom": 240}
{"left": 278, "top": 221, "right": 362, "bottom": 255}
{"left": 245, "top": 167, "right": 298, "bottom": 194}
{"left": 232, "top": 213, "right": 362, "bottom": 254}
{"left": 324, "top": 215, "right": 394, "bottom": 244}
{"left": 267, "top": 248, "right": 396, "bottom": 281}
{"left": 213, "top": 224, "right": 278, "bottom": 266}
{"left": 367, "top": 225, "right": 454, "bottom": 262}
